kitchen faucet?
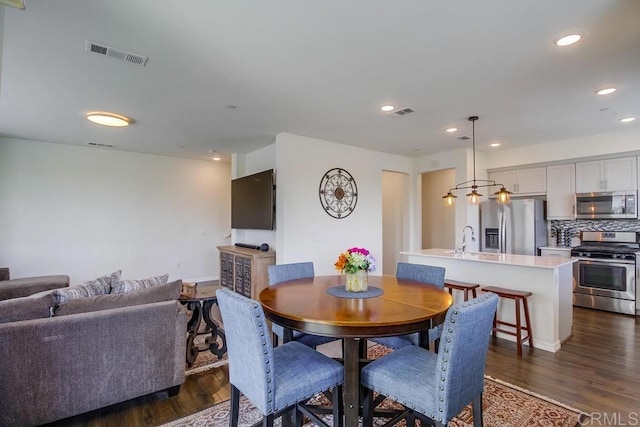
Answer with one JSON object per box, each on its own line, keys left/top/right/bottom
{"left": 461, "top": 225, "right": 476, "bottom": 253}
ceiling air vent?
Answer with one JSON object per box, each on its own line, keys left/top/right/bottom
{"left": 457, "top": 135, "right": 471, "bottom": 141}
{"left": 88, "top": 142, "right": 117, "bottom": 148}
{"left": 85, "top": 40, "right": 148, "bottom": 66}
{"left": 389, "top": 107, "right": 415, "bottom": 116}
{"left": 385, "top": 107, "right": 416, "bottom": 117}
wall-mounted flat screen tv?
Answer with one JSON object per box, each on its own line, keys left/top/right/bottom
{"left": 231, "top": 169, "right": 275, "bottom": 230}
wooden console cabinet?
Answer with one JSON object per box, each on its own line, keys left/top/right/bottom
{"left": 217, "top": 245, "right": 275, "bottom": 299}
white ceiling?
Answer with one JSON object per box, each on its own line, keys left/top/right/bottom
{"left": 1, "top": 1, "right": 639, "bottom": 162}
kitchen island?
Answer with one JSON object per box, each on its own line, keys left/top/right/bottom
{"left": 400, "top": 248, "right": 577, "bottom": 353}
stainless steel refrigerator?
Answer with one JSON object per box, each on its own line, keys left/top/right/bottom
{"left": 480, "top": 199, "right": 547, "bottom": 255}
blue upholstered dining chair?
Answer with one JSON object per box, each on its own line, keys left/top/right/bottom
{"left": 361, "top": 292, "right": 499, "bottom": 427}
{"left": 216, "top": 288, "right": 344, "bottom": 427}
{"left": 370, "top": 262, "right": 446, "bottom": 350}
{"left": 268, "top": 262, "right": 341, "bottom": 349}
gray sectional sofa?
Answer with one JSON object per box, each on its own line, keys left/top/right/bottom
{"left": 0, "top": 273, "right": 187, "bottom": 426}
{"left": 0, "top": 272, "right": 70, "bottom": 300}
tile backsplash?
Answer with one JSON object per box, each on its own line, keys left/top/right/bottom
{"left": 550, "top": 219, "right": 640, "bottom": 246}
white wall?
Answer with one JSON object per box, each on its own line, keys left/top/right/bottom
{"left": 273, "top": 133, "right": 412, "bottom": 275}
{"left": 485, "top": 127, "right": 640, "bottom": 169}
{"left": 0, "top": 138, "right": 231, "bottom": 284}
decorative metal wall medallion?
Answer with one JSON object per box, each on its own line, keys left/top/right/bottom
{"left": 319, "top": 168, "right": 358, "bottom": 218}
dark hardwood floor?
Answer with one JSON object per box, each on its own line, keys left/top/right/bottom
{"left": 485, "top": 307, "right": 640, "bottom": 425}
{"left": 48, "top": 307, "right": 639, "bottom": 426}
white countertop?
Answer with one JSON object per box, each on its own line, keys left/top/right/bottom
{"left": 401, "top": 248, "right": 577, "bottom": 268}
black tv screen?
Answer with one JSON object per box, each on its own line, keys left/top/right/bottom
{"left": 231, "top": 169, "right": 275, "bottom": 230}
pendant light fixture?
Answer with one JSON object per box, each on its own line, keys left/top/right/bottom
{"left": 442, "top": 116, "right": 512, "bottom": 206}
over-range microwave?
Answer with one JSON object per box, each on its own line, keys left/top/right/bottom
{"left": 575, "top": 191, "right": 637, "bottom": 219}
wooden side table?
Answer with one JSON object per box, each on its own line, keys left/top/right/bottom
{"left": 178, "top": 284, "right": 227, "bottom": 367}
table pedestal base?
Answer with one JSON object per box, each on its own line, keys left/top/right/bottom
{"left": 184, "top": 299, "right": 227, "bottom": 367}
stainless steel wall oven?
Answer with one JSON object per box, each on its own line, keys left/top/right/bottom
{"left": 571, "top": 231, "right": 639, "bottom": 316}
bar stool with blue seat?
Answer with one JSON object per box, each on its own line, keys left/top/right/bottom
{"left": 268, "top": 262, "right": 341, "bottom": 349}
{"left": 216, "top": 288, "right": 344, "bottom": 427}
{"left": 369, "top": 262, "right": 446, "bottom": 350}
{"left": 361, "top": 292, "right": 499, "bottom": 427}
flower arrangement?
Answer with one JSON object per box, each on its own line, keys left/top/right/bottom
{"left": 334, "top": 247, "right": 377, "bottom": 274}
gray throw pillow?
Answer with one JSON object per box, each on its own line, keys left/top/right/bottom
{"left": 110, "top": 273, "right": 170, "bottom": 294}
{"left": 55, "top": 270, "right": 122, "bottom": 304}
{"left": 0, "top": 293, "right": 57, "bottom": 323}
{"left": 54, "top": 279, "right": 182, "bottom": 316}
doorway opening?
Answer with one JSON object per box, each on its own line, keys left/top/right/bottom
{"left": 421, "top": 169, "right": 455, "bottom": 249}
{"left": 382, "top": 171, "right": 410, "bottom": 275}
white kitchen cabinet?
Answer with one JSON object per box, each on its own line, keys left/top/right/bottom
{"left": 488, "top": 170, "right": 516, "bottom": 195}
{"left": 575, "top": 157, "right": 637, "bottom": 193}
{"left": 489, "top": 167, "right": 546, "bottom": 196}
{"left": 546, "top": 164, "right": 575, "bottom": 219}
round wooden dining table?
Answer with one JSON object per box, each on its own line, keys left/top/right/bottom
{"left": 258, "top": 274, "right": 453, "bottom": 426}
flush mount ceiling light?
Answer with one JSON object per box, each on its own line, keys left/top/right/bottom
{"left": 554, "top": 34, "right": 582, "bottom": 47}
{"left": 490, "top": 142, "right": 501, "bottom": 147}
{"left": 380, "top": 105, "right": 395, "bottom": 112}
{"left": 619, "top": 117, "right": 636, "bottom": 123}
{"left": 446, "top": 127, "right": 458, "bottom": 133}
{"left": 596, "top": 87, "right": 616, "bottom": 95}
{"left": 86, "top": 112, "right": 132, "bottom": 127}
{"left": 442, "top": 116, "right": 511, "bottom": 207}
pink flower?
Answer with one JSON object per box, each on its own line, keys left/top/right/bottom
{"left": 348, "top": 247, "right": 369, "bottom": 256}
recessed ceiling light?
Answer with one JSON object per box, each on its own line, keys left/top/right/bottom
{"left": 445, "top": 127, "right": 458, "bottom": 133}
{"left": 380, "top": 105, "right": 395, "bottom": 112}
{"left": 596, "top": 88, "right": 616, "bottom": 95}
{"left": 86, "top": 112, "right": 132, "bottom": 127}
{"left": 554, "top": 34, "right": 582, "bottom": 47}
{"left": 212, "top": 157, "right": 221, "bottom": 161}
{"left": 619, "top": 117, "right": 636, "bottom": 123}
{"left": 490, "top": 142, "right": 501, "bottom": 147}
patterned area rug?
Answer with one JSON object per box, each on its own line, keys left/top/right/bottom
{"left": 171, "top": 343, "right": 586, "bottom": 426}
